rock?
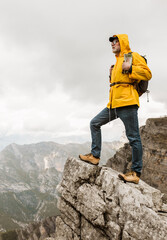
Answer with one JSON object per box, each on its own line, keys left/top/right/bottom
{"left": 81, "top": 217, "right": 109, "bottom": 240}
{"left": 76, "top": 183, "right": 106, "bottom": 226}
{"left": 56, "top": 157, "right": 167, "bottom": 240}
{"left": 44, "top": 238, "right": 55, "bottom": 240}
{"left": 57, "top": 156, "right": 99, "bottom": 206}
{"left": 55, "top": 216, "right": 80, "bottom": 240}
{"left": 57, "top": 197, "right": 80, "bottom": 230}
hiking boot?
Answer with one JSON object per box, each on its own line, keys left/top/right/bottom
{"left": 79, "top": 153, "right": 100, "bottom": 165}
{"left": 118, "top": 170, "right": 139, "bottom": 178}
{"left": 118, "top": 171, "right": 133, "bottom": 183}
{"left": 118, "top": 171, "right": 140, "bottom": 184}
{"left": 124, "top": 171, "right": 134, "bottom": 176}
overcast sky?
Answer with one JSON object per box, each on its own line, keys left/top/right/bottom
{"left": 0, "top": 0, "right": 166, "bottom": 149}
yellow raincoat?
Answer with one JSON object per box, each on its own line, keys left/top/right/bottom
{"left": 107, "top": 34, "right": 152, "bottom": 109}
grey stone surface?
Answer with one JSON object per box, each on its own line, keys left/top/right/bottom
{"left": 57, "top": 197, "right": 80, "bottom": 228}
{"left": 55, "top": 216, "right": 80, "bottom": 240}
{"left": 57, "top": 157, "right": 99, "bottom": 207}
{"left": 56, "top": 157, "right": 167, "bottom": 240}
{"left": 80, "top": 217, "right": 109, "bottom": 240}
{"left": 44, "top": 238, "right": 55, "bottom": 240}
{"left": 76, "top": 183, "right": 106, "bottom": 226}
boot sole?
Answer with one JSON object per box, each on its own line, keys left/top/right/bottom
{"left": 79, "top": 156, "right": 99, "bottom": 166}
{"left": 118, "top": 174, "right": 127, "bottom": 183}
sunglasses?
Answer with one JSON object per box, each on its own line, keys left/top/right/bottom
{"left": 112, "top": 39, "right": 119, "bottom": 45}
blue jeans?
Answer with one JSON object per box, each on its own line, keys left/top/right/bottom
{"left": 90, "top": 106, "right": 143, "bottom": 173}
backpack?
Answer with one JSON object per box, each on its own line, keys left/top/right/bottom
{"left": 135, "top": 55, "right": 149, "bottom": 97}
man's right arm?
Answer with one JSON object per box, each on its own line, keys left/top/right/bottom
{"left": 129, "top": 52, "right": 152, "bottom": 82}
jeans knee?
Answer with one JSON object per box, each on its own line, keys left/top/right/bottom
{"left": 128, "top": 135, "right": 141, "bottom": 146}
{"left": 90, "top": 119, "right": 94, "bottom": 128}
{"left": 90, "top": 118, "right": 98, "bottom": 129}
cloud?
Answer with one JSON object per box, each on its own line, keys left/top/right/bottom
{"left": 0, "top": 0, "right": 166, "bottom": 148}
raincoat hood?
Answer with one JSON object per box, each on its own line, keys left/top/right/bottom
{"left": 113, "top": 34, "right": 131, "bottom": 56}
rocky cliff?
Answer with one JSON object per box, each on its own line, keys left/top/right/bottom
{"left": 55, "top": 157, "right": 167, "bottom": 240}
{"left": 106, "top": 117, "right": 167, "bottom": 201}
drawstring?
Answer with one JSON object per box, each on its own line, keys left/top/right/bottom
{"left": 146, "top": 90, "right": 150, "bottom": 102}
{"left": 109, "top": 106, "right": 111, "bottom": 124}
{"left": 114, "top": 108, "right": 117, "bottom": 119}
{"left": 109, "top": 106, "right": 117, "bottom": 123}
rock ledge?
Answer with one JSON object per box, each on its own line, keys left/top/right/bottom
{"left": 56, "top": 157, "right": 167, "bottom": 240}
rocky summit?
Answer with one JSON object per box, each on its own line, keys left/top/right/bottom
{"left": 55, "top": 157, "right": 167, "bottom": 240}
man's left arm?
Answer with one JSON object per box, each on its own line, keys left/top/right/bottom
{"left": 128, "top": 52, "right": 152, "bottom": 82}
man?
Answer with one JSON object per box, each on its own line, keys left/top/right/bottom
{"left": 79, "top": 34, "right": 152, "bottom": 184}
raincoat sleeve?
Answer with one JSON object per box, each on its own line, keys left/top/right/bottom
{"left": 129, "top": 52, "right": 152, "bottom": 82}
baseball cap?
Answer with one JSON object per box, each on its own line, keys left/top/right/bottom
{"left": 109, "top": 36, "right": 118, "bottom": 42}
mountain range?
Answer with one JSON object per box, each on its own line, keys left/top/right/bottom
{"left": 0, "top": 140, "right": 123, "bottom": 232}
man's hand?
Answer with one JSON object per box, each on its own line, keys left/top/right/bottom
{"left": 122, "top": 61, "right": 131, "bottom": 71}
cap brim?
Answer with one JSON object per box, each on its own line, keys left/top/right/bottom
{"left": 109, "top": 36, "right": 118, "bottom": 42}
